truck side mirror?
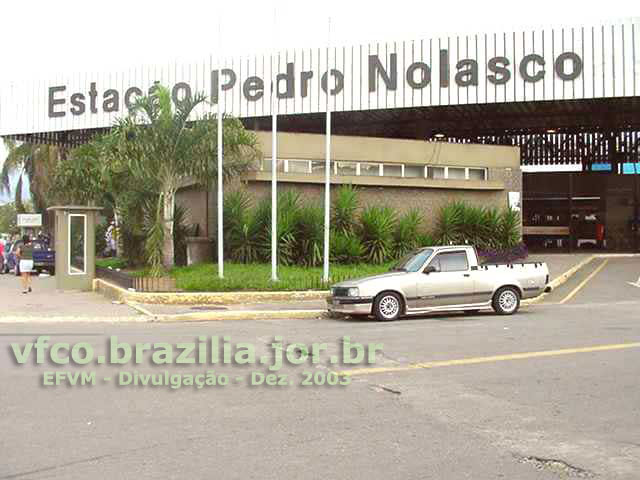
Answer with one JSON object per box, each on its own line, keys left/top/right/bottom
{"left": 424, "top": 265, "right": 437, "bottom": 274}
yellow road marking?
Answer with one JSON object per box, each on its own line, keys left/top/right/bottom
{"left": 336, "top": 342, "right": 640, "bottom": 377}
{"left": 559, "top": 259, "right": 609, "bottom": 304}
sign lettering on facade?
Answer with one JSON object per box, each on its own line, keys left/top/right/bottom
{"left": 0, "top": 19, "right": 638, "bottom": 136}
{"left": 47, "top": 50, "right": 585, "bottom": 118}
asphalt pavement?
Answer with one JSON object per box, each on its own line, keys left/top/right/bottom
{"left": 1, "top": 256, "right": 639, "bottom": 479}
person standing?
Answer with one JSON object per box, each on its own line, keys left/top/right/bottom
{"left": 105, "top": 221, "right": 116, "bottom": 257}
{"left": 16, "top": 235, "right": 34, "bottom": 294}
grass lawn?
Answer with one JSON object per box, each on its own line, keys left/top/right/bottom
{"left": 96, "top": 258, "right": 128, "bottom": 270}
{"left": 170, "top": 262, "right": 393, "bottom": 292}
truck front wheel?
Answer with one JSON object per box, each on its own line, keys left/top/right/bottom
{"left": 492, "top": 287, "right": 520, "bottom": 315}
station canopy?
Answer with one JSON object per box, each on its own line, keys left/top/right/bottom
{"left": 1, "top": 18, "right": 639, "bottom": 170}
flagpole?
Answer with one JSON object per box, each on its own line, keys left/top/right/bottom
{"left": 271, "top": 9, "right": 278, "bottom": 282}
{"left": 217, "top": 21, "right": 224, "bottom": 279}
{"left": 322, "top": 17, "right": 332, "bottom": 283}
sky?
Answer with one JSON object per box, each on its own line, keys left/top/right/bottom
{"left": 0, "top": 0, "right": 638, "bottom": 203}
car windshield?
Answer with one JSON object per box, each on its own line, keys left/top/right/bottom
{"left": 390, "top": 248, "right": 434, "bottom": 272}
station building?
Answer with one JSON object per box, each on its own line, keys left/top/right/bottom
{"left": 1, "top": 18, "right": 638, "bottom": 251}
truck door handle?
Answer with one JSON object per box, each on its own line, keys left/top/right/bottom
{"left": 463, "top": 274, "right": 470, "bottom": 277}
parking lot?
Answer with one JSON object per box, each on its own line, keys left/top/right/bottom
{"left": 0, "top": 256, "right": 639, "bottom": 479}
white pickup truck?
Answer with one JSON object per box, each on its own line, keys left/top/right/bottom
{"left": 327, "top": 245, "right": 550, "bottom": 321}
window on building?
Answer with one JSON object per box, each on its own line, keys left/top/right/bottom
{"left": 404, "top": 165, "right": 425, "bottom": 178}
{"left": 448, "top": 167, "right": 466, "bottom": 180}
{"left": 287, "top": 160, "right": 311, "bottom": 174}
{"left": 468, "top": 168, "right": 486, "bottom": 181}
{"left": 428, "top": 166, "right": 446, "bottom": 179}
{"left": 336, "top": 162, "right": 357, "bottom": 176}
{"left": 382, "top": 164, "right": 403, "bottom": 177}
{"left": 270, "top": 158, "right": 489, "bottom": 183}
{"left": 311, "top": 160, "right": 330, "bottom": 174}
{"left": 360, "top": 163, "right": 381, "bottom": 176}
{"left": 262, "top": 158, "right": 285, "bottom": 172}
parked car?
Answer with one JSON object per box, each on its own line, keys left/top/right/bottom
{"left": 32, "top": 240, "right": 55, "bottom": 275}
{"left": 327, "top": 245, "right": 550, "bottom": 321}
{"left": 2, "top": 240, "right": 55, "bottom": 275}
{"left": 2, "top": 242, "right": 16, "bottom": 274}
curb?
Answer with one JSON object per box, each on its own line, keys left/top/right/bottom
{"left": 0, "top": 310, "right": 328, "bottom": 324}
{"left": 93, "top": 279, "right": 329, "bottom": 305}
{"left": 0, "top": 316, "right": 148, "bottom": 323}
{"left": 548, "top": 255, "right": 597, "bottom": 290}
{"left": 526, "top": 254, "right": 597, "bottom": 305}
{"left": 150, "top": 309, "right": 327, "bottom": 323}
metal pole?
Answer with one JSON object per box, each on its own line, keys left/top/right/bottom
{"left": 271, "top": 10, "right": 278, "bottom": 282}
{"left": 634, "top": 158, "right": 639, "bottom": 253}
{"left": 322, "top": 17, "right": 332, "bottom": 283}
{"left": 217, "top": 21, "right": 224, "bottom": 279}
{"left": 568, "top": 172, "right": 573, "bottom": 253}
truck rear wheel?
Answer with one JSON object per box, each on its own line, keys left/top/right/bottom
{"left": 373, "top": 292, "right": 403, "bottom": 321}
{"left": 492, "top": 287, "right": 520, "bottom": 315}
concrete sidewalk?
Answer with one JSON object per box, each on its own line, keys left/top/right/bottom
{"left": 0, "top": 274, "right": 143, "bottom": 321}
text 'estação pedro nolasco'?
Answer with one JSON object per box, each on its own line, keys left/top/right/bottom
{"left": 47, "top": 50, "right": 583, "bottom": 118}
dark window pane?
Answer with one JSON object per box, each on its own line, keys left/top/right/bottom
{"left": 434, "top": 251, "right": 469, "bottom": 272}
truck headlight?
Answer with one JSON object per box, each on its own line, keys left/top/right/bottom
{"left": 347, "top": 287, "right": 359, "bottom": 297}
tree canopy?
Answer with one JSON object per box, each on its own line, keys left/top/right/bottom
{"left": 54, "top": 84, "right": 261, "bottom": 274}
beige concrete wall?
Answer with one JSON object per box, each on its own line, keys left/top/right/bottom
{"left": 175, "top": 186, "right": 210, "bottom": 238}
{"left": 254, "top": 131, "right": 520, "bottom": 169}
{"left": 177, "top": 132, "right": 522, "bottom": 242}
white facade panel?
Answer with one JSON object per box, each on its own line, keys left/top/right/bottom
{"left": 1, "top": 19, "right": 638, "bottom": 137}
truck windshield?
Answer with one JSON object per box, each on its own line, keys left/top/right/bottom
{"left": 390, "top": 249, "right": 434, "bottom": 272}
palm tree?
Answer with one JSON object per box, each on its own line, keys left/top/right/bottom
{"left": 113, "top": 85, "right": 260, "bottom": 272}
{"left": 1, "top": 138, "right": 60, "bottom": 214}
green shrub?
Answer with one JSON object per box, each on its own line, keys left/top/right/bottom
{"left": 481, "top": 207, "right": 502, "bottom": 248}
{"left": 259, "top": 191, "right": 301, "bottom": 265}
{"left": 435, "top": 201, "right": 465, "bottom": 245}
{"left": 330, "top": 232, "right": 364, "bottom": 264}
{"left": 435, "top": 200, "right": 521, "bottom": 249}
{"left": 223, "top": 189, "right": 252, "bottom": 249}
{"left": 458, "top": 203, "right": 486, "bottom": 247}
{"left": 393, "top": 209, "right": 423, "bottom": 258}
{"left": 219, "top": 187, "right": 521, "bottom": 267}
{"left": 498, "top": 207, "right": 521, "bottom": 248}
{"left": 360, "top": 206, "right": 397, "bottom": 264}
{"left": 415, "top": 232, "right": 435, "bottom": 248}
{"left": 96, "top": 257, "right": 128, "bottom": 269}
{"left": 296, "top": 205, "right": 324, "bottom": 266}
{"left": 223, "top": 190, "right": 263, "bottom": 263}
{"left": 331, "top": 184, "right": 360, "bottom": 235}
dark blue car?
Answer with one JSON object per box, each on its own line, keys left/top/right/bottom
{"left": 32, "top": 240, "right": 55, "bottom": 274}
{"left": 2, "top": 242, "right": 17, "bottom": 274}
{"left": 2, "top": 240, "right": 55, "bottom": 275}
